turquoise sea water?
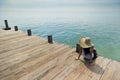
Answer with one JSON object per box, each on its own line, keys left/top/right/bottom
{"left": 0, "top": 13, "right": 120, "bottom": 61}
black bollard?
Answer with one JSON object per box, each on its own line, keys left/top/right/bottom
{"left": 48, "top": 35, "right": 53, "bottom": 43}
{"left": 14, "top": 26, "right": 18, "bottom": 31}
{"left": 3, "top": 20, "right": 11, "bottom": 30}
{"left": 76, "top": 44, "right": 80, "bottom": 53}
{"left": 27, "top": 29, "right": 32, "bottom": 36}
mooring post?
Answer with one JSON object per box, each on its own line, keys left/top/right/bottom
{"left": 48, "top": 35, "right": 53, "bottom": 43}
{"left": 3, "top": 20, "right": 11, "bottom": 30}
{"left": 76, "top": 44, "right": 80, "bottom": 53}
{"left": 14, "top": 26, "right": 18, "bottom": 31}
{"left": 5, "top": 20, "right": 9, "bottom": 28}
{"left": 27, "top": 29, "right": 32, "bottom": 36}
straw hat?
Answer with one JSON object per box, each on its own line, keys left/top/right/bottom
{"left": 80, "top": 37, "right": 94, "bottom": 48}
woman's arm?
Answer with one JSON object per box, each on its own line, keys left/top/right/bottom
{"left": 89, "top": 46, "right": 94, "bottom": 63}
{"left": 89, "top": 52, "right": 93, "bottom": 63}
{"left": 76, "top": 46, "right": 82, "bottom": 60}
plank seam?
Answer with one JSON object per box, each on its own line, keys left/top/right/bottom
{"left": 99, "top": 60, "right": 111, "bottom": 80}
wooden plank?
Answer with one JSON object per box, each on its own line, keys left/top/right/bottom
{"left": 52, "top": 59, "right": 80, "bottom": 80}
{"left": 15, "top": 45, "right": 71, "bottom": 79}
{"left": 89, "top": 58, "right": 111, "bottom": 80}
{"left": 0, "top": 30, "right": 24, "bottom": 38}
{"left": 100, "top": 61, "right": 120, "bottom": 80}
{"left": 0, "top": 42, "right": 49, "bottom": 67}
{"left": 0, "top": 33, "right": 26, "bottom": 43}
{"left": 18, "top": 48, "right": 75, "bottom": 80}
{"left": 0, "top": 36, "right": 47, "bottom": 59}
{"left": 0, "top": 43, "right": 63, "bottom": 79}
{"left": 39, "top": 49, "right": 76, "bottom": 80}
{"left": 0, "top": 41, "right": 62, "bottom": 65}
{"left": 0, "top": 44, "right": 69, "bottom": 79}
{"left": 72, "top": 56, "right": 105, "bottom": 80}
{"left": 63, "top": 59, "right": 86, "bottom": 80}
{"left": 0, "top": 37, "right": 48, "bottom": 71}
{"left": 111, "top": 61, "right": 120, "bottom": 80}
{"left": 0, "top": 34, "right": 27, "bottom": 44}
{"left": 0, "top": 35, "right": 46, "bottom": 49}
{"left": 0, "top": 41, "right": 62, "bottom": 69}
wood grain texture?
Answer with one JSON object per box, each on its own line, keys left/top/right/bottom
{"left": 0, "top": 29, "right": 120, "bottom": 80}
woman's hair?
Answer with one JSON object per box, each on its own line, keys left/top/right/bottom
{"left": 83, "top": 48, "right": 90, "bottom": 55}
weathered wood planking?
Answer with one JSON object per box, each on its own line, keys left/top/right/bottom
{"left": 0, "top": 29, "right": 120, "bottom": 80}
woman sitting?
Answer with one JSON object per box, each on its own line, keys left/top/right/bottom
{"left": 75, "top": 37, "right": 98, "bottom": 65}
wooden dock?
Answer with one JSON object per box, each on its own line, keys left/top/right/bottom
{"left": 0, "top": 29, "right": 120, "bottom": 80}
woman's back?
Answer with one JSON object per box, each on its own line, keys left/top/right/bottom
{"left": 83, "top": 48, "right": 90, "bottom": 54}
{"left": 82, "top": 47, "right": 93, "bottom": 59}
